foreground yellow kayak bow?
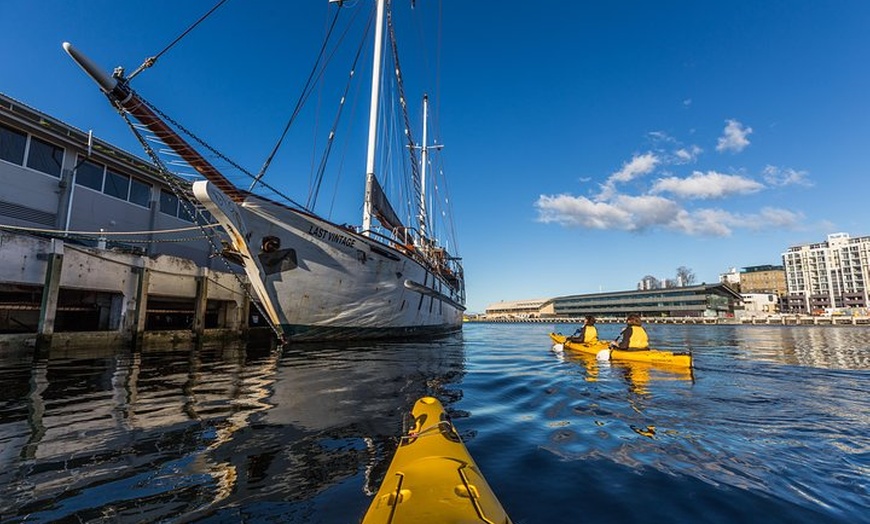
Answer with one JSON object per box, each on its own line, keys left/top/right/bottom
{"left": 362, "top": 397, "right": 512, "bottom": 524}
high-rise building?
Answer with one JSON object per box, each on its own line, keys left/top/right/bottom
{"left": 781, "top": 233, "right": 870, "bottom": 313}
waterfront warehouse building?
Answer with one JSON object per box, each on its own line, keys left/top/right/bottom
{"left": 782, "top": 232, "right": 870, "bottom": 314}
{"left": 0, "top": 93, "right": 262, "bottom": 342}
{"left": 550, "top": 283, "right": 741, "bottom": 318}
{"left": 0, "top": 92, "right": 213, "bottom": 263}
{"left": 485, "top": 283, "right": 742, "bottom": 319}
{"left": 483, "top": 298, "right": 552, "bottom": 318}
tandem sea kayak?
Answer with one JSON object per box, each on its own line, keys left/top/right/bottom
{"left": 549, "top": 332, "right": 693, "bottom": 368}
{"left": 362, "top": 397, "right": 511, "bottom": 524}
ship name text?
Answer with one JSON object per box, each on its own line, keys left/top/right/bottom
{"left": 308, "top": 225, "right": 356, "bottom": 248}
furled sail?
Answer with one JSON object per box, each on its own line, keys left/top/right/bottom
{"left": 369, "top": 175, "right": 406, "bottom": 235}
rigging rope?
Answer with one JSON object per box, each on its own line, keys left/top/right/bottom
{"left": 129, "top": 0, "right": 231, "bottom": 81}
{"left": 386, "top": 1, "right": 424, "bottom": 235}
{"left": 0, "top": 223, "right": 217, "bottom": 237}
{"left": 0, "top": 223, "right": 213, "bottom": 245}
{"left": 140, "top": 97, "right": 306, "bottom": 210}
{"left": 251, "top": 5, "right": 345, "bottom": 191}
{"left": 307, "top": 9, "right": 373, "bottom": 210}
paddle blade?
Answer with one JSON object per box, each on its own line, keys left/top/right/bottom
{"left": 596, "top": 349, "right": 611, "bottom": 361}
{"left": 552, "top": 343, "right": 564, "bottom": 353}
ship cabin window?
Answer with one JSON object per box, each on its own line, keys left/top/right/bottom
{"left": 76, "top": 158, "right": 104, "bottom": 190}
{"left": 0, "top": 123, "right": 27, "bottom": 165}
{"left": 104, "top": 169, "right": 130, "bottom": 200}
{"left": 26, "top": 136, "right": 63, "bottom": 177}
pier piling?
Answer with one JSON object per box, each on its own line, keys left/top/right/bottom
{"left": 36, "top": 240, "right": 64, "bottom": 347}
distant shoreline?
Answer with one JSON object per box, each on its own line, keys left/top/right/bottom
{"left": 466, "top": 315, "right": 870, "bottom": 327}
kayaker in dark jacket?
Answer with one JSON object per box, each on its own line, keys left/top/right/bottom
{"left": 611, "top": 314, "right": 649, "bottom": 350}
{"left": 568, "top": 315, "right": 598, "bottom": 345}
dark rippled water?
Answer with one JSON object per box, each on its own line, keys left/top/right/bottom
{"left": 1, "top": 323, "right": 868, "bottom": 523}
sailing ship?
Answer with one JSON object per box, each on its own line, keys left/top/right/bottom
{"left": 63, "top": 0, "right": 465, "bottom": 342}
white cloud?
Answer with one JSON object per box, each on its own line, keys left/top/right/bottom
{"left": 669, "top": 207, "right": 803, "bottom": 236}
{"left": 613, "top": 194, "right": 683, "bottom": 230}
{"left": 536, "top": 117, "right": 808, "bottom": 238}
{"left": 536, "top": 193, "right": 679, "bottom": 232}
{"left": 610, "top": 152, "right": 660, "bottom": 183}
{"left": 535, "top": 194, "right": 633, "bottom": 230}
{"left": 647, "top": 131, "right": 673, "bottom": 143}
{"left": 651, "top": 170, "right": 764, "bottom": 199}
{"left": 674, "top": 145, "right": 702, "bottom": 164}
{"left": 536, "top": 192, "right": 803, "bottom": 237}
{"left": 755, "top": 207, "right": 804, "bottom": 228}
{"left": 762, "top": 165, "right": 812, "bottom": 187}
{"left": 597, "top": 152, "right": 661, "bottom": 201}
{"left": 716, "top": 119, "right": 752, "bottom": 153}
{"left": 670, "top": 209, "right": 734, "bottom": 236}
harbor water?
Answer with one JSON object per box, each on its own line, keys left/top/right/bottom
{"left": 1, "top": 323, "right": 868, "bottom": 523}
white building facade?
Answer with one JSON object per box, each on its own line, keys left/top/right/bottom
{"left": 781, "top": 233, "right": 870, "bottom": 314}
{"left": 719, "top": 267, "right": 741, "bottom": 287}
{"left": 740, "top": 293, "right": 779, "bottom": 315}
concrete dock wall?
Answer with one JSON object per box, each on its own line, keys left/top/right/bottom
{"left": 0, "top": 230, "right": 269, "bottom": 350}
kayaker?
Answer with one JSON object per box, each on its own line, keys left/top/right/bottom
{"left": 611, "top": 314, "right": 649, "bottom": 351}
{"left": 568, "top": 315, "right": 599, "bottom": 345}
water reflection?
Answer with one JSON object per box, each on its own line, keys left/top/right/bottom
{"left": 4, "top": 324, "right": 866, "bottom": 523}
{"left": 733, "top": 326, "right": 870, "bottom": 369}
{"left": 554, "top": 346, "right": 694, "bottom": 395}
{"left": 0, "top": 336, "right": 466, "bottom": 522}
{"left": 0, "top": 344, "right": 279, "bottom": 520}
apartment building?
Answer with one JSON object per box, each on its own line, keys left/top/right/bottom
{"left": 781, "top": 233, "right": 870, "bottom": 313}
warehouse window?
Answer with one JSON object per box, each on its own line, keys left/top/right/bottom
{"left": 129, "top": 178, "right": 152, "bottom": 207}
{"left": 0, "top": 123, "right": 26, "bottom": 165}
{"left": 158, "top": 188, "right": 198, "bottom": 222}
{"left": 178, "top": 203, "right": 195, "bottom": 222}
{"left": 76, "top": 158, "right": 104, "bottom": 190}
{"left": 104, "top": 169, "right": 130, "bottom": 200}
{"left": 26, "top": 136, "right": 64, "bottom": 177}
{"left": 160, "top": 189, "right": 179, "bottom": 215}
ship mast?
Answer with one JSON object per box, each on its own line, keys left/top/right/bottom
{"left": 418, "top": 94, "right": 429, "bottom": 241}
{"left": 361, "top": 0, "right": 386, "bottom": 236}
{"left": 417, "top": 94, "right": 442, "bottom": 244}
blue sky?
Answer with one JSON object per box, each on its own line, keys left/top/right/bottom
{"left": 3, "top": 1, "right": 870, "bottom": 313}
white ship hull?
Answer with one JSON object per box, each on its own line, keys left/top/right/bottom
{"left": 196, "top": 181, "right": 464, "bottom": 341}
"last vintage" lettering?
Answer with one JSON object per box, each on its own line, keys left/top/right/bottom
{"left": 308, "top": 225, "right": 356, "bottom": 248}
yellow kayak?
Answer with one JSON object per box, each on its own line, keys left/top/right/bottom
{"left": 549, "top": 332, "right": 693, "bottom": 368}
{"left": 362, "top": 397, "right": 512, "bottom": 524}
